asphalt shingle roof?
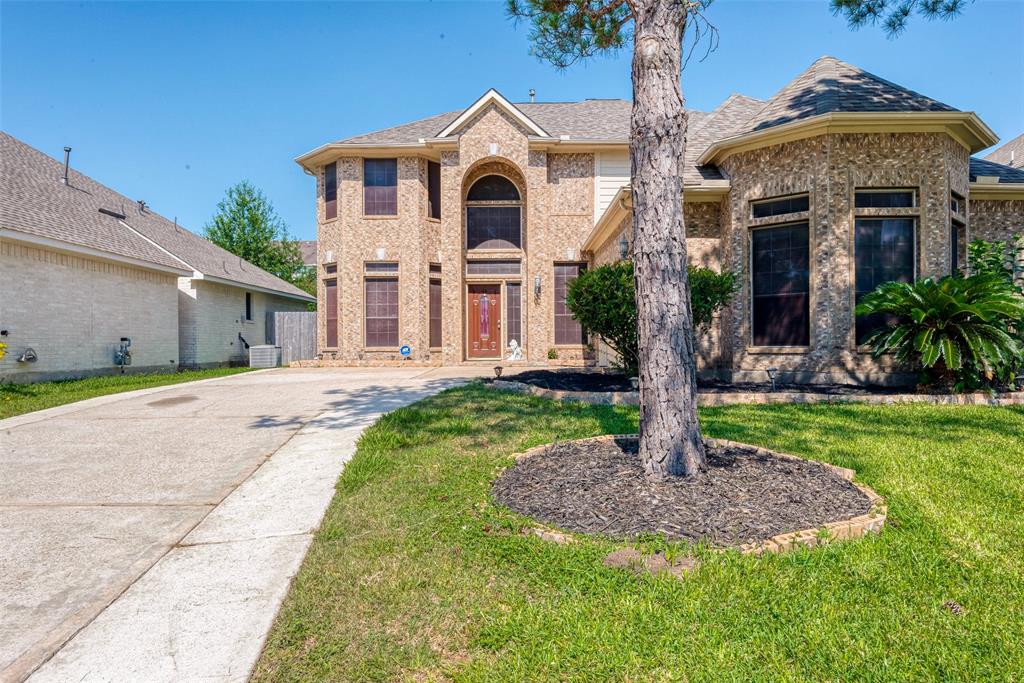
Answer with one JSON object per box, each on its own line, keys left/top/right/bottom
{"left": 969, "top": 157, "right": 1024, "bottom": 184}
{"left": 742, "top": 56, "right": 957, "bottom": 133}
{"left": 1, "top": 132, "right": 312, "bottom": 299}
{"left": 984, "top": 133, "right": 1024, "bottom": 169}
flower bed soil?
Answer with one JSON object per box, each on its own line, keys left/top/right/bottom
{"left": 493, "top": 436, "right": 873, "bottom": 546}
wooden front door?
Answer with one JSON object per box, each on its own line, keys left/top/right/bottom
{"left": 467, "top": 285, "right": 501, "bottom": 359}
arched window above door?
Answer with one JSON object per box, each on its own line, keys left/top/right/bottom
{"left": 466, "top": 174, "right": 522, "bottom": 250}
{"left": 467, "top": 175, "right": 520, "bottom": 202}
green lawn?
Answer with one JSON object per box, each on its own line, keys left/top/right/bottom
{"left": 0, "top": 367, "right": 253, "bottom": 419}
{"left": 254, "top": 384, "right": 1024, "bottom": 682}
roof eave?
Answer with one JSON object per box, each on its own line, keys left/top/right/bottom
{"left": 0, "top": 228, "right": 193, "bottom": 277}
{"left": 969, "top": 183, "right": 1024, "bottom": 201}
{"left": 698, "top": 112, "right": 1000, "bottom": 165}
{"left": 581, "top": 181, "right": 731, "bottom": 253}
{"left": 194, "top": 272, "right": 316, "bottom": 303}
{"left": 295, "top": 141, "right": 446, "bottom": 171}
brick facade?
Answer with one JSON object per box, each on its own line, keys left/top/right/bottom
{"left": 0, "top": 241, "right": 180, "bottom": 383}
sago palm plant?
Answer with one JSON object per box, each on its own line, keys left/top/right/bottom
{"left": 856, "top": 273, "right": 1024, "bottom": 390}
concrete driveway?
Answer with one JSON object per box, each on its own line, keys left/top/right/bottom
{"left": 0, "top": 367, "right": 476, "bottom": 682}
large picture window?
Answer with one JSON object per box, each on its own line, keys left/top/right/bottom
{"left": 465, "top": 175, "right": 522, "bottom": 250}
{"left": 365, "top": 278, "right": 399, "bottom": 347}
{"left": 554, "top": 263, "right": 587, "bottom": 346}
{"left": 751, "top": 223, "right": 810, "bottom": 347}
{"left": 855, "top": 218, "right": 915, "bottom": 343}
{"left": 364, "top": 158, "right": 398, "bottom": 216}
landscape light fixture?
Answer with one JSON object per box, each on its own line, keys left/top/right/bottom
{"left": 766, "top": 367, "right": 778, "bottom": 392}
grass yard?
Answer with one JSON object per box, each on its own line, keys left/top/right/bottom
{"left": 0, "top": 367, "right": 252, "bottom": 419}
{"left": 254, "top": 383, "right": 1024, "bottom": 682}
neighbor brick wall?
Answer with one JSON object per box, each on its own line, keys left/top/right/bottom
{"left": 178, "top": 279, "right": 308, "bottom": 368}
{"left": 0, "top": 240, "right": 179, "bottom": 382}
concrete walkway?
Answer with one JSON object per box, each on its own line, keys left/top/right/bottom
{"left": 0, "top": 367, "right": 477, "bottom": 682}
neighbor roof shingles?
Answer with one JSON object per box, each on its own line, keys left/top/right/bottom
{"left": 984, "top": 133, "right": 1024, "bottom": 169}
{"left": 1, "top": 132, "right": 186, "bottom": 271}
{"left": 0, "top": 132, "right": 312, "bottom": 299}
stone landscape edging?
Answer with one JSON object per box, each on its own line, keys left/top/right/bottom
{"left": 490, "top": 379, "right": 1024, "bottom": 407}
{"left": 510, "top": 433, "right": 887, "bottom": 557}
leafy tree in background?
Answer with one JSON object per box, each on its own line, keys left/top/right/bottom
{"left": 507, "top": 0, "right": 972, "bottom": 478}
{"left": 205, "top": 181, "right": 305, "bottom": 285}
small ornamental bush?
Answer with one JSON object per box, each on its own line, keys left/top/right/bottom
{"left": 856, "top": 273, "right": 1024, "bottom": 392}
{"left": 566, "top": 260, "right": 738, "bottom": 376}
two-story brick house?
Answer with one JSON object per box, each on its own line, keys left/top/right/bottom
{"left": 298, "top": 56, "right": 1024, "bottom": 384}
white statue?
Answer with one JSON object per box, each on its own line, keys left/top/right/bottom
{"left": 506, "top": 339, "right": 524, "bottom": 361}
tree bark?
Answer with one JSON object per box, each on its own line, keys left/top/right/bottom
{"left": 630, "top": 0, "right": 706, "bottom": 477}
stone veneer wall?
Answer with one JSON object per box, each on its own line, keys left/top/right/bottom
{"left": 590, "top": 200, "right": 727, "bottom": 371}
{"left": 717, "top": 132, "right": 969, "bottom": 385}
{"left": 969, "top": 199, "right": 1023, "bottom": 244}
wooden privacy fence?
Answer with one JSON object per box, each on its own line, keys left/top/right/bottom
{"left": 266, "top": 311, "right": 317, "bottom": 366}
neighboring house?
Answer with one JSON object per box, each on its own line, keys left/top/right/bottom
{"left": 299, "top": 55, "right": 1024, "bottom": 384}
{"left": 984, "top": 132, "right": 1024, "bottom": 169}
{"left": 0, "top": 132, "right": 314, "bottom": 382}
{"left": 297, "top": 240, "right": 317, "bottom": 267}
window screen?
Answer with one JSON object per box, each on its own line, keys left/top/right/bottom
{"left": 427, "top": 161, "right": 441, "bottom": 220}
{"left": 506, "top": 282, "right": 522, "bottom": 347}
{"left": 854, "top": 190, "right": 916, "bottom": 209}
{"left": 429, "top": 278, "right": 442, "bottom": 348}
{"left": 364, "top": 159, "right": 398, "bottom": 215}
{"left": 364, "top": 278, "right": 399, "bottom": 347}
{"left": 751, "top": 194, "right": 809, "bottom": 219}
{"left": 554, "top": 264, "right": 587, "bottom": 345}
{"left": 324, "top": 162, "right": 337, "bottom": 220}
{"left": 751, "top": 224, "right": 810, "bottom": 346}
{"left": 325, "top": 279, "right": 338, "bottom": 347}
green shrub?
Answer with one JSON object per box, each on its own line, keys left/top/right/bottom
{"left": 856, "top": 273, "right": 1024, "bottom": 391}
{"left": 565, "top": 260, "right": 738, "bottom": 375}
{"left": 968, "top": 238, "right": 1018, "bottom": 286}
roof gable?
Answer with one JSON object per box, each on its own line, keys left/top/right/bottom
{"left": 984, "top": 133, "right": 1024, "bottom": 169}
{"left": 436, "top": 89, "right": 550, "bottom": 138}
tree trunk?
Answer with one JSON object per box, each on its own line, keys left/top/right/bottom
{"left": 630, "top": 0, "right": 706, "bottom": 478}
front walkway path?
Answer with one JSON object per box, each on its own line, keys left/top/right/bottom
{"left": 0, "top": 367, "right": 481, "bottom": 683}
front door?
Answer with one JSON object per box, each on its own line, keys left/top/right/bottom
{"left": 467, "top": 285, "right": 501, "bottom": 359}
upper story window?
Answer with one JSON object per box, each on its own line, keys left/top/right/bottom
{"left": 750, "top": 193, "right": 809, "bottom": 219}
{"left": 364, "top": 159, "right": 398, "bottom": 216}
{"left": 324, "top": 162, "right": 337, "bottom": 220}
{"left": 427, "top": 161, "right": 441, "bottom": 220}
{"left": 466, "top": 175, "right": 522, "bottom": 250}
{"left": 854, "top": 189, "right": 916, "bottom": 209}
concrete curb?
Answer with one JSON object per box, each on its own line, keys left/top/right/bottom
{"left": 490, "top": 379, "right": 1024, "bottom": 407}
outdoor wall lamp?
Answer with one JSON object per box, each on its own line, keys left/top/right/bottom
{"left": 533, "top": 275, "right": 542, "bottom": 299}
{"left": 618, "top": 235, "right": 630, "bottom": 260}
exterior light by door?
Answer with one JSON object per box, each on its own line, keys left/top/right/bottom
{"left": 619, "top": 235, "right": 629, "bottom": 260}
{"left": 533, "top": 275, "right": 542, "bottom": 299}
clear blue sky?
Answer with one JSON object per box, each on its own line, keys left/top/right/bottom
{"left": 2, "top": 1, "right": 1022, "bottom": 241}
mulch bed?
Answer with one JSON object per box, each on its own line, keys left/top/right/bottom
{"left": 493, "top": 437, "right": 872, "bottom": 546}
{"left": 501, "top": 369, "right": 904, "bottom": 395}
{"left": 504, "top": 369, "right": 635, "bottom": 392}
